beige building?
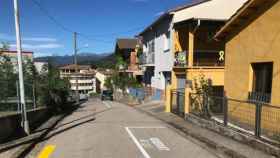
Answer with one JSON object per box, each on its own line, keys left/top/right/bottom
{"left": 95, "top": 69, "right": 114, "bottom": 93}
{"left": 59, "top": 64, "right": 96, "bottom": 94}
{"left": 0, "top": 50, "right": 33, "bottom": 63}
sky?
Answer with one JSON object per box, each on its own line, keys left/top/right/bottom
{"left": 0, "top": 0, "right": 192, "bottom": 57}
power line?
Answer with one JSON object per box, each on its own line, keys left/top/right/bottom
{"left": 29, "top": 0, "right": 143, "bottom": 44}
{"left": 30, "top": 0, "right": 74, "bottom": 33}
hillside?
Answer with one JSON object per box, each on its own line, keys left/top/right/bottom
{"left": 35, "top": 53, "right": 116, "bottom": 68}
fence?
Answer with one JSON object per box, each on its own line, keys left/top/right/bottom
{"left": 0, "top": 81, "right": 44, "bottom": 114}
{"left": 189, "top": 93, "right": 280, "bottom": 143}
{"left": 171, "top": 89, "right": 185, "bottom": 117}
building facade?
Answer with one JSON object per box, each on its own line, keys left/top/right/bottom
{"left": 59, "top": 64, "right": 96, "bottom": 95}
{"left": 95, "top": 69, "right": 114, "bottom": 93}
{"left": 165, "top": 0, "right": 247, "bottom": 115}
{"left": 139, "top": 14, "right": 173, "bottom": 100}
{"left": 215, "top": 0, "right": 280, "bottom": 136}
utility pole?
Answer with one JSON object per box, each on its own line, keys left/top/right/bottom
{"left": 13, "top": 0, "right": 30, "bottom": 135}
{"left": 74, "top": 32, "right": 79, "bottom": 104}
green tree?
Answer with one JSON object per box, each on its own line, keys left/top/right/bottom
{"left": 38, "top": 60, "right": 70, "bottom": 112}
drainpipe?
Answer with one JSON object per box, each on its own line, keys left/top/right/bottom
{"left": 193, "top": 19, "right": 201, "bottom": 34}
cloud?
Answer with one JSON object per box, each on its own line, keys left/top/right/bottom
{"left": 10, "top": 43, "right": 63, "bottom": 50}
{"left": 23, "top": 37, "right": 57, "bottom": 42}
{"left": 154, "top": 11, "right": 165, "bottom": 17}
{"left": 0, "top": 33, "right": 57, "bottom": 42}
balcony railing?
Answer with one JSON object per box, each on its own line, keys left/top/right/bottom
{"left": 139, "top": 53, "right": 155, "bottom": 65}
{"left": 248, "top": 91, "right": 271, "bottom": 103}
{"left": 174, "top": 51, "right": 187, "bottom": 67}
{"left": 174, "top": 50, "right": 225, "bottom": 67}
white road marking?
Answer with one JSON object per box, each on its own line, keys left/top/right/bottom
{"left": 125, "top": 127, "right": 151, "bottom": 158}
{"left": 150, "top": 137, "right": 170, "bottom": 151}
{"left": 103, "top": 101, "right": 112, "bottom": 108}
{"left": 140, "top": 139, "right": 153, "bottom": 149}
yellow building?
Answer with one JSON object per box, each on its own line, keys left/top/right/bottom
{"left": 165, "top": 0, "right": 247, "bottom": 116}
{"left": 215, "top": 0, "right": 280, "bottom": 138}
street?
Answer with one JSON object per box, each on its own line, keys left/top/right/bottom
{"left": 32, "top": 99, "right": 220, "bottom": 158}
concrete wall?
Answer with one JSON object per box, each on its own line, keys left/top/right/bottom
{"left": 0, "top": 108, "right": 50, "bottom": 143}
{"left": 225, "top": 1, "right": 280, "bottom": 105}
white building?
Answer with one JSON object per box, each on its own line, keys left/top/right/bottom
{"left": 59, "top": 64, "right": 96, "bottom": 94}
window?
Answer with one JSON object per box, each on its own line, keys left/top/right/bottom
{"left": 249, "top": 62, "right": 273, "bottom": 103}
{"left": 148, "top": 40, "right": 155, "bottom": 53}
{"left": 164, "top": 32, "right": 170, "bottom": 51}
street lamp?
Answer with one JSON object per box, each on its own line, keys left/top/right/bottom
{"left": 13, "top": 0, "right": 30, "bottom": 134}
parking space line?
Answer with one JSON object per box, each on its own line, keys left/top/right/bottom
{"left": 125, "top": 127, "right": 151, "bottom": 158}
{"left": 37, "top": 145, "right": 56, "bottom": 158}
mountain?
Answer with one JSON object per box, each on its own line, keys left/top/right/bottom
{"left": 35, "top": 53, "right": 116, "bottom": 68}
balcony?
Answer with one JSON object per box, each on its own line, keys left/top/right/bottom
{"left": 174, "top": 51, "right": 187, "bottom": 67}
{"left": 139, "top": 53, "right": 155, "bottom": 66}
{"left": 248, "top": 91, "right": 271, "bottom": 103}
{"left": 174, "top": 50, "right": 225, "bottom": 68}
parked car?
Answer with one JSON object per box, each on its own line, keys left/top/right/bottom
{"left": 101, "top": 90, "right": 113, "bottom": 101}
{"left": 80, "top": 94, "right": 89, "bottom": 101}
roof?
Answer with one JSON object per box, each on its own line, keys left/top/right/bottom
{"left": 115, "top": 38, "right": 138, "bottom": 49}
{"left": 0, "top": 50, "right": 34, "bottom": 54}
{"left": 138, "top": 0, "right": 210, "bottom": 35}
{"left": 59, "top": 64, "right": 91, "bottom": 70}
{"left": 215, "top": 0, "right": 277, "bottom": 40}
{"left": 96, "top": 68, "right": 114, "bottom": 76}
{"left": 173, "top": 0, "right": 248, "bottom": 24}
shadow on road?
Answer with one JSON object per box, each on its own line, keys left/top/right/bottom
{"left": 14, "top": 106, "right": 112, "bottom": 158}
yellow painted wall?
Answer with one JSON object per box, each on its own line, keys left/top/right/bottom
{"left": 224, "top": 1, "right": 280, "bottom": 135}
{"left": 186, "top": 67, "right": 225, "bottom": 86}
{"left": 225, "top": 1, "right": 280, "bottom": 105}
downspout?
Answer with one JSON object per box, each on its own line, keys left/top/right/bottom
{"left": 193, "top": 19, "right": 201, "bottom": 34}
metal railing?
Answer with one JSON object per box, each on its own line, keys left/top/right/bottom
{"left": 248, "top": 91, "right": 271, "bottom": 103}
{"left": 139, "top": 53, "right": 155, "bottom": 65}
{"left": 189, "top": 93, "right": 280, "bottom": 143}
{"left": 174, "top": 50, "right": 225, "bottom": 67}
{"left": 174, "top": 51, "right": 187, "bottom": 67}
{"left": 171, "top": 89, "right": 185, "bottom": 117}
{"left": 0, "top": 81, "right": 44, "bottom": 114}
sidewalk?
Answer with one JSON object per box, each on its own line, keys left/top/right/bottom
{"left": 134, "top": 101, "right": 276, "bottom": 158}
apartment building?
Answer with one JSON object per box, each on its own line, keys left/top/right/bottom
{"left": 138, "top": 12, "right": 173, "bottom": 100}
{"left": 59, "top": 64, "right": 96, "bottom": 95}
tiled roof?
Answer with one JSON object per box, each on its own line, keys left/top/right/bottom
{"left": 116, "top": 38, "right": 138, "bottom": 49}
{"left": 59, "top": 64, "right": 91, "bottom": 70}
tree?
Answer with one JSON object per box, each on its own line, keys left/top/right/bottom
{"left": 191, "top": 73, "right": 214, "bottom": 118}
{"left": 38, "top": 60, "right": 70, "bottom": 111}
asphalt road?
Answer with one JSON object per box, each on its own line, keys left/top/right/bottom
{"left": 33, "top": 98, "right": 220, "bottom": 158}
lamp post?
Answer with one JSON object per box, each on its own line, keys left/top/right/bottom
{"left": 13, "top": 0, "right": 30, "bottom": 135}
